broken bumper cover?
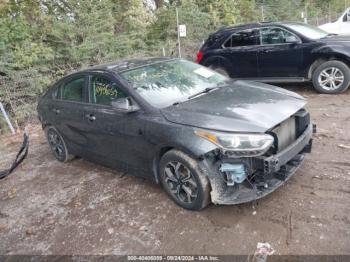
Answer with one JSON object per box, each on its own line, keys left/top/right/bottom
{"left": 205, "top": 124, "right": 313, "bottom": 205}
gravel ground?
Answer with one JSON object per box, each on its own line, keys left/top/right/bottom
{"left": 0, "top": 84, "right": 349, "bottom": 256}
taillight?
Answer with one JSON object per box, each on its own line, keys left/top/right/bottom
{"left": 196, "top": 51, "right": 203, "bottom": 63}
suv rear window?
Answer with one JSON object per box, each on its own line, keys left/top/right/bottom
{"left": 224, "top": 29, "right": 259, "bottom": 47}
{"left": 201, "top": 33, "right": 223, "bottom": 49}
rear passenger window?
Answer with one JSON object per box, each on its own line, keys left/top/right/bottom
{"left": 61, "top": 77, "right": 85, "bottom": 102}
{"left": 90, "top": 75, "right": 127, "bottom": 106}
{"left": 224, "top": 29, "right": 259, "bottom": 47}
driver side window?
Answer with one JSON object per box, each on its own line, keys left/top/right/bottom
{"left": 89, "top": 75, "right": 127, "bottom": 106}
{"left": 260, "top": 27, "right": 296, "bottom": 45}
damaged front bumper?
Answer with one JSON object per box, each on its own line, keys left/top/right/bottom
{"left": 201, "top": 124, "right": 314, "bottom": 205}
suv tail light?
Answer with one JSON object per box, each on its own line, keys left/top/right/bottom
{"left": 196, "top": 51, "right": 203, "bottom": 63}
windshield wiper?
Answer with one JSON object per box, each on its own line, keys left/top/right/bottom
{"left": 187, "top": 87, "right": 218, "bottom": 100}
{"left": 172, "top": 101, "right": 182, "bottom": 106}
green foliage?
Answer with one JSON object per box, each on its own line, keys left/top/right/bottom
{"left": 0, "top": 0, "right": 347, "bottom": 132}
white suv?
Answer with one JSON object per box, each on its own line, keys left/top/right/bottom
{"left": 319, "top": 8, "right": 350, "bottom": 35}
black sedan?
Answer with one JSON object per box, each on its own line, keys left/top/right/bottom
{"left": 197, "top": 22, "right": 350, "bottom": 94}
{"left": 37, "top": 58, "right": 313, "bottom": 210}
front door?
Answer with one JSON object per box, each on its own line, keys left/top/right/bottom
{"left": 257, "top": 27, "right": 304, "bottom": 78}
{"left": 82, "top": 73, "right": 150, "bottom": 176}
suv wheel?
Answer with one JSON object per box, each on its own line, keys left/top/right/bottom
{"left": 45, "top": 126, "right": 74, "bottom": 162}
{"left": 312, "top": 60, "right": 350, "bottom": 94}
{"left": 159, "top": 150, "right": 210, "bottom": 211}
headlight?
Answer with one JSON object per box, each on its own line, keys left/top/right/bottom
{"left": 194, "top": 130, "right": 274, "bottom": 157}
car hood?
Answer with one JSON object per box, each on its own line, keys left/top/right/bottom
{"left": 160, "top": 81, "right": 307, "bottom": 133}
{"left": 318, "top": 35, "right": 350, "bottom": 44}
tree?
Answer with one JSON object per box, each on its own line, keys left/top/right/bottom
{"left": 154, "top": 0, "right": 164, "bottom": 9}
{"left": 0, "top": 0, "right": 343, "bottom": 132}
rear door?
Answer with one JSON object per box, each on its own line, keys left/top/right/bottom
{"left": 257, "top": 27, "right": 304, "bottom": 77}
{"left": 51, "top": 74, "right": 89, "bottom": 155}
{"left": 217, "top": 29, "right": 260, "bottom": 78}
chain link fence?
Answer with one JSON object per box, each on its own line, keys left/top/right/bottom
{"left": 309, "top": 12, "right": 344, "bottom": 26}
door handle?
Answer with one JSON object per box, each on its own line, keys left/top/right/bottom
{"left": 262, "top": 49, "right": 272, "bottom": 53}
{"left": 85, "top": 114, "right": 96, "bottom": 122}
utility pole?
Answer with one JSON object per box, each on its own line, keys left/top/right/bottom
{"left": 176, "top": 8, "right": 181, "bottom": 58}
{"left": 261, "top": 6, "right": 265, "bottom": 22}
{"left": 304, "top": 4, "right": 308, "bottom": 24}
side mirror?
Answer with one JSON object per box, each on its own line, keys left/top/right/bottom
{"left": 111, "top": 98, "right": 139, "bottom": 112}
{"left": 285, "top": 36, "right": 300, "bottom": 44}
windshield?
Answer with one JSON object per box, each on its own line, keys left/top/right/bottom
{"left": 120, "top": 59, "right": 229, "bottom": 108}
{"left": 285, "top": 23, "right": 328, "bottom": 39}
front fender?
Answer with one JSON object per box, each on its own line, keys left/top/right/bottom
{"left": 312, "top": 45, "right": 350, "bottom": 62}
{"left": 148, "top": 123, "right": 218, "bottom": 183}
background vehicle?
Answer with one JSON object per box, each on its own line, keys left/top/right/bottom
{"left": 37, "top": 58, "right": 313, "bottom": 210}
{"left": 319, "top": 7, "right": 350, "bottom": 35}
{"left": 197, "top": 22, "right": 350, "bottom": 94}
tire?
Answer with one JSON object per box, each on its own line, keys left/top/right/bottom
{"left": 159, "top": 150, "right": 211, "bottom": 211}
{"left": 45, "top": 126, "right": 74, "bottom": 162}
{"left": 312, "top": 60, "right": 350, "bottom": 94}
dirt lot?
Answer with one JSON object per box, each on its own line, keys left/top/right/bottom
{"left": 0, "top": 84, "right": 350, "bottom": 256}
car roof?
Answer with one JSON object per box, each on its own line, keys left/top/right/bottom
{"left": 53, "top": 57, "right": 178, "bottom": 87}
{"left": 86, "top": 57, "right": 176, "bottom": 73}
{"left": 214, "top": 21, "right": 304, "bottom": 35}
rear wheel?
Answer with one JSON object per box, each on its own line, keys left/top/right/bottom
{"left": 312, "top": 60, "right": 350, "bottom": 94}
{"left": 45, "top": 126, "right": 74, "bottom": 162}
{"left": 159, "top": 150, "right": 210, "bottom": 211}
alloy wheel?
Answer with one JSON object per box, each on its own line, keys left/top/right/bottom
{"left": 164, "top": 161, "right": 198, "bottom": 204}
{"left": 47, "top": 129, "right": 66, "bottom": 161}
{"left": 318, "top": 67, "right": 344, "bottom": 91}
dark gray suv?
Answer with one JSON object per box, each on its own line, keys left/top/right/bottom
{"left": 197, "top": 22, "right": 350, "bottom": 94}
{"left": 37, "top": 58, "right": 313, "bottom": 210}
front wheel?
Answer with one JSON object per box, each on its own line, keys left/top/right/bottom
{"left": 312, "top": 60, "right": 350, "bottom": 94}
{"left": 159, "top": 150, "right": 210, "bottom": 211}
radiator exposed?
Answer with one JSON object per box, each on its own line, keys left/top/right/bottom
{"left": 272, "top": 117, "right": 296, "bottom": 152}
